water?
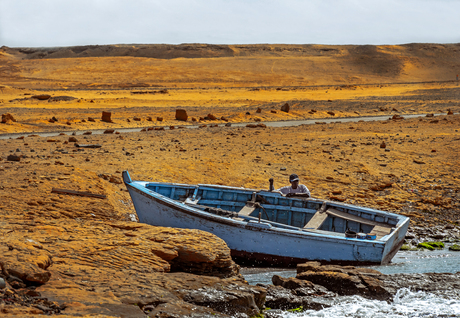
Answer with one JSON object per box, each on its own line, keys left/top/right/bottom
{"left": 242, "top": 248, "right": 460, "bottom": 285}
{"left": 277, "top": 288, "right": 460, "bottom": 318}
{"left": 242, "top": 249, "right": 460, "bottom": 317}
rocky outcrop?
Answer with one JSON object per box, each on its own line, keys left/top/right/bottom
{"left": 0, "top": 217, "right": 264, "bottom": 316}
{"left": 265, "top": 262, "right": 460, "bottom": 311}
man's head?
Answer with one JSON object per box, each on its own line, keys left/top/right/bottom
{"left": 289, "top": 174, "right": 299, "bottom": 188}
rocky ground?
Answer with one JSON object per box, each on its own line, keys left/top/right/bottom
{"left": 1, "top": 43, "right": 460, "bottom": 317}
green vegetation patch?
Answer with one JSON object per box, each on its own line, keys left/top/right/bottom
{"left": 417, "top": 241, "right": 444, "bottom": 250}
{"left": 449, "top": 244, "right": 460, "bottom": 251}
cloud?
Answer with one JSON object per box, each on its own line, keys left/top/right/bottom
{"left": 1, "top": 0, "right": 459, "bottom": 47}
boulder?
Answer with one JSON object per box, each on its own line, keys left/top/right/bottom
{"left": 7, "top": 154, "right": 21, "bottom": 162}
{"left": 32, "top": 94, "right": 51, "bottom": 100}
{"left": 175, "top": 109, "right": 188, "bottom": 121}
{"left": 1, "top": 113, "right": 16, "bottom": 123}
{"left": 101, "top": 111, "right": 112, "bottom": 123}
{"left": 281, "top": 103, "right": 290, "bottom": 113}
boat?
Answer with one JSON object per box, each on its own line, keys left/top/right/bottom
{"left": 122, "top": 171, "right": 409, "bottom": 266}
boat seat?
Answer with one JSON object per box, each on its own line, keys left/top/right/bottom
{"left": 303, "top": 202, "right": 328, "bottom": 229}
{"left": 184, "top": 196, "right": 200, "bottom": 205}
{"left": 325, "top": 207, "right": 393, "bottom": 238}
{"left": 238, "top": 202, "right": 258, "bottom": 216}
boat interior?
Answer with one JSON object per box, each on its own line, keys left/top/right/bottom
{"left": 145, "top": 183, "right": 398, "bottom": 239}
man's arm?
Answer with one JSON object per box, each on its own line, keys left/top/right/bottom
{"left": 286, "top": 192, "right": 310, "bottom": 197}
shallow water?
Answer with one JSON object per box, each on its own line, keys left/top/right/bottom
{"left": 242, "top": 248, "right": 460, "bottom": 285}
{"left": 277, "top": 288, "right": 460, "bottom": 318}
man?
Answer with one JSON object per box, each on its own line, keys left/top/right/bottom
{"left": 276, "top": 174, "right": 311, "bottom": 198}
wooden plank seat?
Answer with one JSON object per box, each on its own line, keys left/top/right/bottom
{"left": 304, "top": 211, "right": 328, "bottom": 229}
{"left": 326, "top": 207, "right": 393, "bottom": 237}
{"left": 238, "top": 202, "right": 258, "bottom": 216}
{"left": 303, "top": 202, "right": 328, "bottom": 229}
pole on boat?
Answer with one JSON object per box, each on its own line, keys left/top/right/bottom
{"left": 258, "top": 212, "right": 261, "bottom": 223}
{"left": 269, "top": 178, "right": 274, "bottom": 192}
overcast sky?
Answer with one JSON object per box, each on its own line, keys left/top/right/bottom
{"left": 1, "top": 0, "right": 459, "bottom": 48}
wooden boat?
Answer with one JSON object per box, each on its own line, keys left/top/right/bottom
{"left": 123, "top": 171, "right": 409, "bottom": 266}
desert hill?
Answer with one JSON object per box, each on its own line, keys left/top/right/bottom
{"left": 1, "top": 43, "right": 460, "bottom": 89}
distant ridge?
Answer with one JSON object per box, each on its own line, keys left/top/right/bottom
{"left": 2, "top": 43, "right": 460, "bottom": 61}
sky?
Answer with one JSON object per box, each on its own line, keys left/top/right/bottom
{"left": 1, "top": 0, "right": 460, "bottom": 48}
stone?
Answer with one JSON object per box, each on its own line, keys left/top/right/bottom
{"left": 281, "top": 103, "right": 289, "bottom": 113}
{"left": 380, "top": 141, "right": 386, "bottom": 148}
{"left": 327, "top": 111, "right": 335, "bottom": 116}
{"left": 88, "top": 117, "right": 95, "bottom": 122}
{"left": 221, "top": 116, "right": 228, "bottom": 122}
{"left": 0, "top": 277, "right": 5, "bottom": 289}
{"left": 32, "top": 94, "right": 51, "bottom": 100}
{"left": 103, "top": 129, "right": 115, "bottom": 134}
{"left": 7, "top": 154, "right": 21, "bottom": 162}
{"left": 101, "top": 111, "right": 112, "bottom": 123}
{"left": 271, "top": 110, "right": 277, "bottom": 113}
{"left": 175, "top": 109, "right": 188, "bottom": 121}
{"left": 207, "top": 114, "right": 217, "bottom": 120}
{"left": 157, "top": 117, "right": 163, "bottom": 121}
{"left": 2, "top": 113, "right": 16, "bottom": 123}
{"left": 69, "top": 137, "right": 78, "bottom": 142}
{"left": 256, "top": 107, "right": 262, "bottom": 113}
{"left": 447, "top": 109, "right": 454, "bottom": 115}
{"left": 133, "top": 117, "right": 141, "bottom": 121}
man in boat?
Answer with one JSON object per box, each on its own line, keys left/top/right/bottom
{"left": 276, "top": 174, "right": 311, "bottom": 198}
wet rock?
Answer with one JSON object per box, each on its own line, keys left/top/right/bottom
{"left": 181, "top": 284, "right": 265, "bottom": 317}
{"left": 175, "top": 109, "right": 188, "bottom": 121}
{"left": 281, "top": 103, "right": 289, "bottom": 113}
{"left": 2, "top": 113, "right": 17, "bottom": 123}
{"left": 264, "top": 285, "right": 335, "bottom": 311}
{"left": 101, "top": 111, "right": 112, "bottom": 123}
